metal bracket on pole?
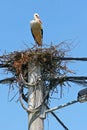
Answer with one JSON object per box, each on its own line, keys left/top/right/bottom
{"left": 40, "top": 100, "right": 79, "bottom": 118}
{"left": 40, "top": 105, "right": 46, "bottom": 119}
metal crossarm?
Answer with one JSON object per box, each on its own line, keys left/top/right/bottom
{"left": 45, "top": 100, "right": 79, "bottom": 114}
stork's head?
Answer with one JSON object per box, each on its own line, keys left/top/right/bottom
{"left": 34, "top": 13, "right": 42, "bottom": 23}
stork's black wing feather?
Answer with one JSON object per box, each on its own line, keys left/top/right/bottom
{"left": 41, "top": 28, "right": 43, "bottom": 39}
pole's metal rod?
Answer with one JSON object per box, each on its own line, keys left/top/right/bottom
{"left": 45, "top": 100, "right": 79, "bottom": 114}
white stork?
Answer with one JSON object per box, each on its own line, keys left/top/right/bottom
{"left": 30, "top": 13, "right": 43, "bottom": 46}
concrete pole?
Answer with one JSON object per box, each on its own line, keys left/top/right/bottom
{"left": 28, "top": 61, "right": 44, "bottom": 130}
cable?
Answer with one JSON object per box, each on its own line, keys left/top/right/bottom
{"left": 46, "top": 105, "right": 69, "bottom": 130}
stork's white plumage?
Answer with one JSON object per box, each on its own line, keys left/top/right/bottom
{"left": 30, "top": 13, "right": 43, "bottom": 46}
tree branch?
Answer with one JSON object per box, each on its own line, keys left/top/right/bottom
{"left": 0, "top": 63, "right": 11, "bottom": 68}
{"left": 0, "top": 77, "right": 16, "bottom": 84}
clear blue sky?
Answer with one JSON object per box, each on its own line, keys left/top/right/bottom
{"left": 0, "top": 0, "right": 87, "bottom": 130}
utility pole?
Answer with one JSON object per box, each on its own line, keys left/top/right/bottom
{"left": 27, "top": 61, "right": 44, "bottom": 130}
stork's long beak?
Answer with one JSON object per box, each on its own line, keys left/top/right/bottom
{"left": 39, "top": 19, "right": 42, "bottom": 24}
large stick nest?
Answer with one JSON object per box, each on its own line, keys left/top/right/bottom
{"left": 0, "top": 42, "right": 87, "bottom": 102}
{"left": 0, "top": 42, "right": 71, "bottom": 84}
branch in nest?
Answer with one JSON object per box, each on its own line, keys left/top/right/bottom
{"left": 19, "top": 84, "right": 42, "bottom": 113}
{"left": 19, "top": 94, "right": 29, "bottom": 112}
{"left": 18, "top": 81, "right": 39, "bottom": 112}
{"left": 19, "top": 73, "right": 41, "bottom": 87}
{"left": 19, "top": 83, "right": 31, "bottom": 112}
{"left": 52, "top": 76, "right": 87, "bottom": 87}
{"left": 0, "top": 63, "right": 11, "bottom": 68}
{"left": 0, "top": 77, "right": 16, "bottom": 84}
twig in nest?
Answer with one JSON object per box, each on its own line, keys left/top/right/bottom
{"left": 19, "top": 73, "right": 41, "bottom": 87}
{"left": 0, "top": 77, "right": 16, "bottom": 84}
